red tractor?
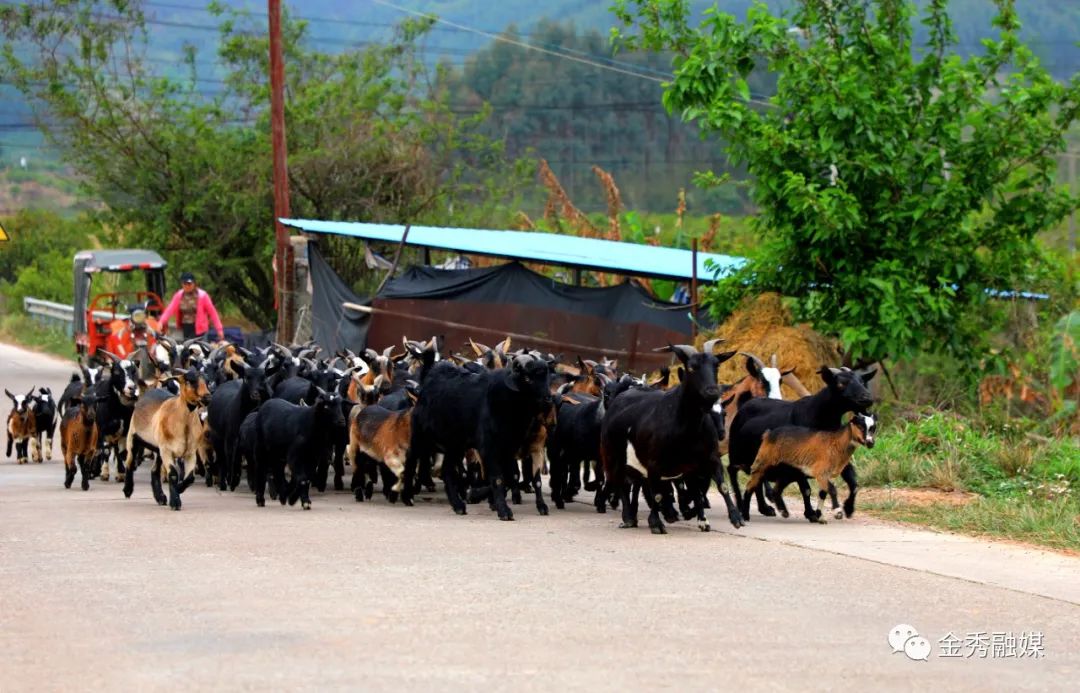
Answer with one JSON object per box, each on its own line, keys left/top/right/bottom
{"left": 73, "top": 249, "right": 168, "bottom": 364}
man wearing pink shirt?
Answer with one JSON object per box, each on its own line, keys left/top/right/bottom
{"left": 158, "top": 271, "right": 225, "bottom": 341}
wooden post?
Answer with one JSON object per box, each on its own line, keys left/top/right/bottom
{"left": 269, "top": 0, "right": 293, "bottom": 341}
{"left": 375, "top": 224, "right": 411, "bottom": 295}
{"left": 690, "top": 238, "right": 699, "bottom": 340}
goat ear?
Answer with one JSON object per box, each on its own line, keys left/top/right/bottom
{"left": 744, "top": 354, "right": 761, "bottom": 378}
{"left": 819, "top": 366, "right": 837, "bottom": 386}
{"left": 858, "top": 367, "right": 877, "bottom": 383}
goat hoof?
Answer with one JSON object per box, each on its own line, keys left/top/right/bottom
{"left": 618, "top": 521, "right": 637, "bottom": 529}
{"left": 64, "top": 480, "right": 72, "bottom": 489}
{"left": 780, "top": 509, "right": 790, "bottom": 519}
{"left": 554, "top": 499, "right": 565, "bottom": 510}
{"left": 453, "top": 506, "right": 467, "bottom": 516}
{"left": 81, "top": 479, "right": 89, "bottom": 491}
{"left": 402, "top": 497, "right": 414, "bottom": 507}
{"left": 302, "top": 501, "right": 311, "bottom": 510}
{"left": 834, "top": 508, "right": 845, "bottom": 520}
{"left": 333, "top": 479, "right": 344, "bottom": 491}
{"left": 537, "top": 505, "right": 549, "bottom": 516}
{"left": 256, "top": 498, "right": 265, "bottom": 507}
{"left": 499, "top": 510, "right": 515, "bottom": 521}
{"left": 354, "top": 489, "right": 364, "bottom": 502}
{"left": 698, "top": 521, "right": 711, "bottom": 532}
{"left": 758, "top": 506, "right": 777, "bottom": 517}
{"left": 843, "top": 501, "right": 856, "bottom": 518}
{"left": 650, "top": 524, "right": 667, "bottom": 535}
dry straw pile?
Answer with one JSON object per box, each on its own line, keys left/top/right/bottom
{"left": 696, "top": 293, "right": 841, "bottom": 400}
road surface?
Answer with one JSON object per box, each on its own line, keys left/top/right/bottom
{"left": 1, "top": 342, "right": 1077, "bottom": 691}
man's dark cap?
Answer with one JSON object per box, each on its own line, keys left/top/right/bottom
{"left": 180, "top": 272, "right": 195, "bottom": 283}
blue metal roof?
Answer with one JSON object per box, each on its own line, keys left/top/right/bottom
{"left": 280, "top": 218, "right": 747, "bottom": 282}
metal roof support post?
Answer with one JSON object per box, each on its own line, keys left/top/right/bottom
{"left": 691, "top": 238, "right": 699, "bottom": 341}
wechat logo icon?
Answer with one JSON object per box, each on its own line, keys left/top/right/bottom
{"left": 889, "top": 624, "right": 931, "bottom": 661}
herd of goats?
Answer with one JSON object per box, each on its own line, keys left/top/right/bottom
{"left": 5, "top": 334, "right": 879, "bottom": 534}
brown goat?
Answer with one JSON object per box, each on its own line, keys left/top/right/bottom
{"left": 347, "top": 389, "right": 417, "bottom": 502}
{"left": 60, "top": 395, "right": 101, "bottom": 490}
{"left": 6, "top": 388, "right": 38, "bottom": 464}
{"left": 122, "top": 367, "right": 212, "bottom": 510}
{"left": 743, "top": 414, "right": 876, "bottom": 523}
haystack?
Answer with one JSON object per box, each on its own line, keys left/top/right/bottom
{"left": 695, "top": 293, "right": 841, "bottom": 400}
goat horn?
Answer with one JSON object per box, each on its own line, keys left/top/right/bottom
{"left": 770, "top": 353, "right": 779, "bottom": 368}
{"left": 100, "top": 350, "right": 123, "bottom": 363}
{"left": 738, "top": 351, "right": 767, "bottom": 369}
{"left": 701, "top": 338, "right": 726, "bottom": 355}
{"left": 653, "top": 344, "right": 696, "bottom": 363}
{"left": 469, "top": 338, "right": 489, "bottom": 356}
{"left": 499, "top": 336, "right": 512, "bottom": 354}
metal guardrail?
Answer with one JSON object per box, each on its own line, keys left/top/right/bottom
{"left": 23, "top": 297, "right": 127, "bottom": 337}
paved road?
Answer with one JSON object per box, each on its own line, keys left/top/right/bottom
{"left": 1, "top": 342, "right": 1078, "bottom": 691}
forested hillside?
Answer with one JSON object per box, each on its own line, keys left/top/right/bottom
{"left": 3, "top": 0, "right": 1079, "bottom": 216}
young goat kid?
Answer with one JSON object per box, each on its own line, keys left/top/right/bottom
{"left": 60, "top": 395, "right": 102, "bottom": 490}
{"left": 742, "top": 414, "right": 876, "bottom": 523}
{"left": 6, "top": 389, "right": 38, "bottom": 464}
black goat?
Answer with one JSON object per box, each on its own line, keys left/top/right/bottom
{"left": 599, "top": 341, "right": 742, "bottom": 534}
{"left": 251, "top": 388, "right": 345, "bottom": 509}
{"left": 206, "top": 361, "right": 271, "bottom": 491}
{"left": 547, "top": 374, "right": 640, "bottom": 509}
{"left": 90, "top": 353, "right": 142, "bottom": 483}
{"left": 727, "top": 366, "right": 876, "bottom": 522}
{"left": 32, "top": 387, "right": 57, "bottom": 462}
{"left": 405, "top": 353, "right": 552, "bottom": 519}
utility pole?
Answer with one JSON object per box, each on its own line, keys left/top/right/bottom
{"left": 269, "top": 0, "right": 293, "bottom": 341}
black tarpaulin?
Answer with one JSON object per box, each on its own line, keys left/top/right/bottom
{"left": 307, "top": 241, "right": 700, "bottom": 361}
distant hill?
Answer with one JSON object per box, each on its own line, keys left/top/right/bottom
{"left": 4, "top": 0, "right": 1079, "bottom": 214}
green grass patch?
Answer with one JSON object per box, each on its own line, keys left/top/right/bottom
{"left": 858, "top": 410, "right": 1079, "bottom": 551}
{"left": 0, "top": 313, "right": 77, "bottom": 362}
{"left": 863, "top": 494, "right": 1080, "bottom": 554}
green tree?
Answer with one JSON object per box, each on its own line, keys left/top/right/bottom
{"left": 0, "top": 1, "right": 523, "bottom": 325}
{"left": 614, "top": 0, "right": 1080, "bottom": 364}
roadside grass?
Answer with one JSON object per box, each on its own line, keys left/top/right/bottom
{"left": 0, "top": 313, "right": 77, "bottom": 362}
{"left": 857, "top": 409, "right": 1079, "bottom": 552}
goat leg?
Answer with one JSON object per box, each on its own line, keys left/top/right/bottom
{"left": 728, "top": 463, "right": 749, "bottom": 520}
{"left": 167, "top": 464, "right": 182, "bottom": 511}
{"left": 618, "top": 478, "right": 639, "bottom": 528}
{"left": 440, "top": 454, "right": 467, "bottom": 515}
{"left": 485, "top": 455, "right": 514, "bottom": 521}
{"left": 548, "top": 447, "right": 566, "bottom": 510}
{"left": 797, "top": 481, "right": 821, "bottom": 523}
{"left": 525, "top": 455, "right": 548, "bottom": 516}
{"left": 332, "top": 443, "right": 346, "bottom": 492}
{"left": 78, "top": 454, "right": 91, "bottom": 491}
{"left": 644, "top": 477, "right": 667, "bottom": 535}
{"left": 840, "top": 463, "right": 858, "bottom": 518}
{"left": 711, "top": 466, "right": 745, "bottom": 528}
{"left": 64, "top": 456, "right": 76, "bottom": 489}
{"left": 150, "top": 458, "right": 167, "bottom": 506}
